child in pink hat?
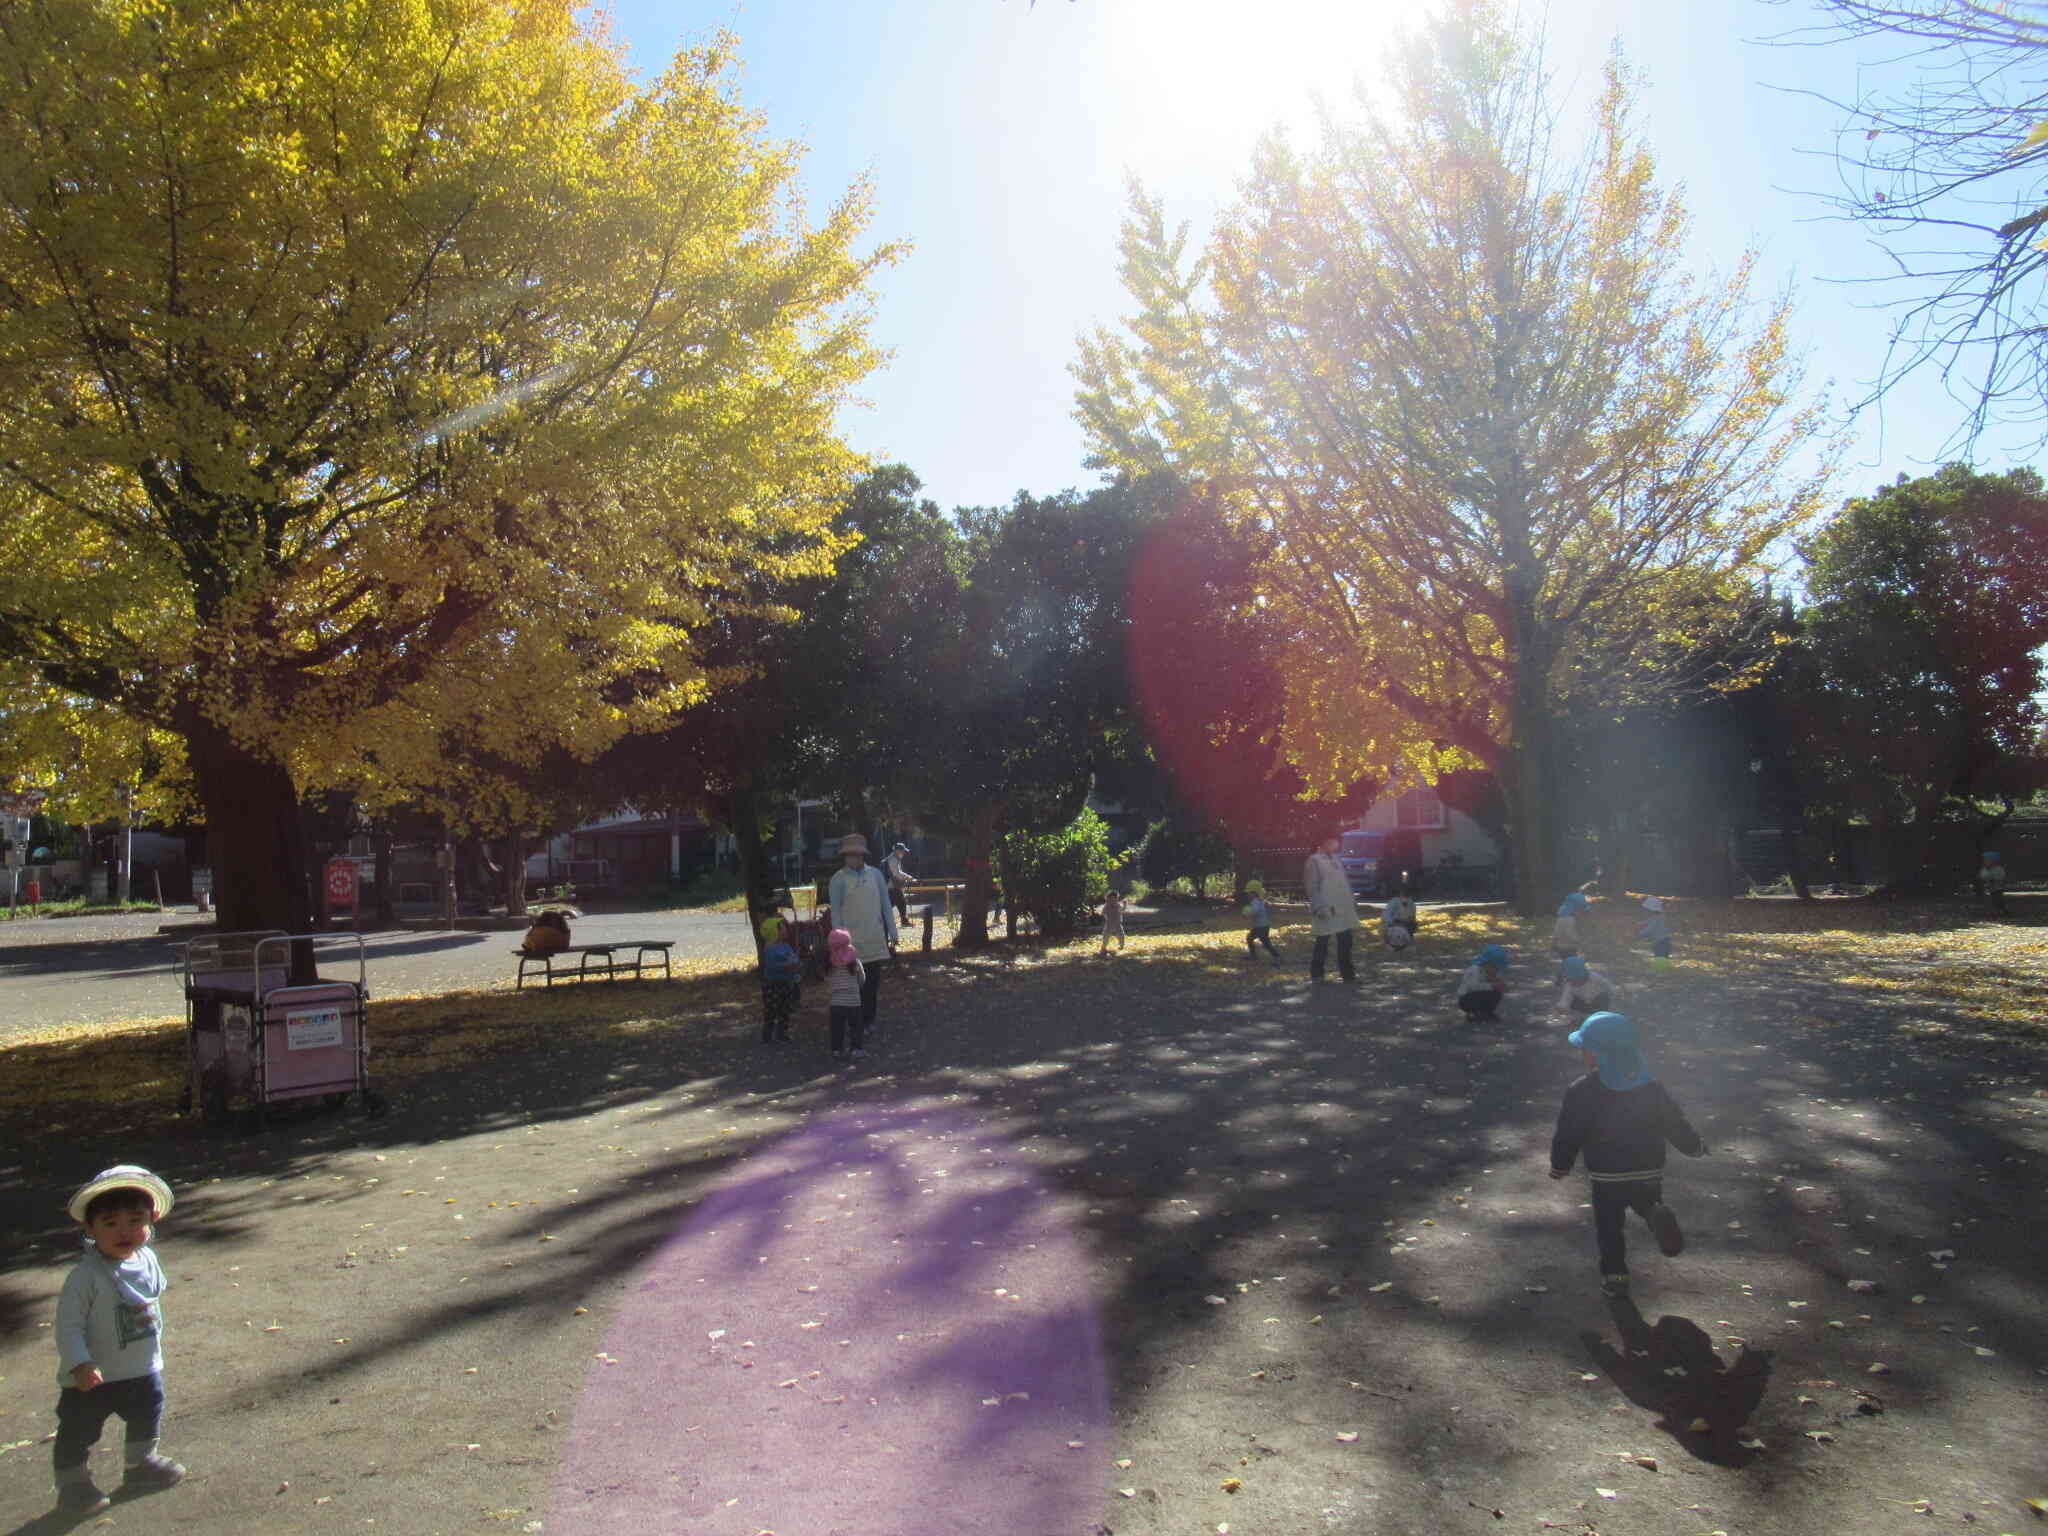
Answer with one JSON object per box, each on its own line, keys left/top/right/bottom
{"left": 824, "top": 927, "right": 868, "bottom": 1061}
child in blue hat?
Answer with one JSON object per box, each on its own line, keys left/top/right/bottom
{"left": 1551, "top": 954, "right": 1616, "bottom": 1027}
{"left": 1455, "top": 945, "right": 1510, "bottom": 1019}
{"left": 1549, "top": 1012, "right": 1708, "bottom": 1296}
{"left": 1552, "top": 891, "right": 1588, "bottom": 963}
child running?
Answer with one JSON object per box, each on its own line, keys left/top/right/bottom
{"left": 1549, "top": 1011, "right": 1708, "bottom": 1296}
{"left": 824, "top": 926, "right": 867, "bottom": 1062}
{"left": 1455, "top": 944, "right": 1510, "bottom": 1020}
{"left": 52, "top": 1165, "right": 186, "bottom": 1515}
{"left": 1979, "top": 850, "right": 2007, "bottom": 915}
{"left": 1552, "top": 955, "right": 1617, "bottom": 1027}
{"left": 1242, "top": 882, "right": 1281, "bottom": 964}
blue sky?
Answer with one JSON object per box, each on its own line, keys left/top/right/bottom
{"left": 597, "top": 0, "right": 2037, "bottom": 512}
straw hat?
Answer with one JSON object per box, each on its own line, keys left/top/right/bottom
{"left": 68, "top": 1164, "right": 174, "bottom": 1223}
{"left": 839, "top": 833, "right": 870, "bottom": 856}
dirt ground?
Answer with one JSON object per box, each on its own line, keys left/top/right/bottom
{"left": 1, "top": 896, "right": 2045, "bottom": 1536}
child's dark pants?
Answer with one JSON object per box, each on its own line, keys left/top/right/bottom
{"left": 829, "top": 1004, "right": 864, "bottom": 1054}
{"left": 54, "top": 1373, "right": 164, "bottom": 1471}
{"left": 761, "top": 980, "right": 799, "bottom": 1041}
{"left": 1246, "top": 926, "right": 1278, "bottom": 958}
{"left": 1592, "top": 1178, "right": 1664, "bottom": 1276}
{"left": 1458, "top": 991, "right": 1500, "bottom": 1019}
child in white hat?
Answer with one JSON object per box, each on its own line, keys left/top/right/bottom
{"left": 1636, "top": 895, "right": 1672, "bottom": 962}
{"left": 52, "top": 1165, "right": 186, "bottom": 1514}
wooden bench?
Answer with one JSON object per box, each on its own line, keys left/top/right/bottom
{"left": 514, "top": 941, "right": 675, "bottom": 990}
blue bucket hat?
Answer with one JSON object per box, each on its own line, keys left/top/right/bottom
{"left": 1983, "top": 851, "right": 2001, "bottom": 863}
{"left": 1568, "top": 1011, "right": 1651, "bottom": 1091}
{"left": 1557, "top": 892, "right": 1589, "bottom": 916}
{"left": 1476, "top": 944, "right": 1509, "bottom": 970}
{"left": 1561, "top": 955, "right": 1589, "bottom": 982}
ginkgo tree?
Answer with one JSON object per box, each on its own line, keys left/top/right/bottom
{"left": 0, "top": 0, "right": 894, "bottom": 933}
{"left": 1074, "top": 0, "right": 1833, "bottom": 912}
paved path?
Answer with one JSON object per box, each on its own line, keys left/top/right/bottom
{"left": 0, "top": 908, "right": 757, "bottom": 1039}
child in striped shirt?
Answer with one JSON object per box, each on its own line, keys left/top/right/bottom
{"left": 825, "top": 927, "right": 867, "bottom": 1061}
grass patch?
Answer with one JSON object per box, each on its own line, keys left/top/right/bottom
{"left": 1, "top": 899, "right": 165, "bottom": 921}
{"left": 0, "top": 955, "right": 760, "bottom": 1126}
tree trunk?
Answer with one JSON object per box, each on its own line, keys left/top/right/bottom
{"left": 503, "top": 832, "right": 528, "bottom": 918}
{"left": 955, "top": 805, "right": 999, "bottom": 948}
{"left": 185, "top": 716, "right": 313, "bottom": 939}
{"left": 1595, "top": 806, "right": 1635, "bottom": 897}
{"left": 372, "top": 828, "right": 396, "bottom": 925}
{"left": 1505, "top": 687, "right": 1561, "bottom": 919}
{"left": 1782, "top": 816, "right": 1813, "bottom": 902}
{"left": 730, "top": 782, "right": 778, "bottom": 958}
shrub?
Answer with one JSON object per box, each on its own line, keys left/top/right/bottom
{"left": 999, "top": 808, "right": 1116, "bottom": 938}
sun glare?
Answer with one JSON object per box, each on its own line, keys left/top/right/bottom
{"left": 1101, "top": 0, "right": 1408, "bottom": 184}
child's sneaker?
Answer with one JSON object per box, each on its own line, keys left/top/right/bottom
{"left": 1650, "top": 1203, "right": 1684, "bottom": 1257}
{"left": 56, "top": 1478, "right": 112, "bottom": 1515}
{"left": 121, "top": 1455, "right": 186, "bottom": 1492}
{"left": 1601, "top": 1273, "right": 1630, "bottom": 1298}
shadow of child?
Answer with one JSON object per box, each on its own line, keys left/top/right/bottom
{"left": 1579, "top": 1295, "right": 1773, "bottom": 1467}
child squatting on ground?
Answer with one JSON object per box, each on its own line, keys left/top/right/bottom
{"left": 1455, "top": 945, "right": 1510, "bottom": 1019}
{"left": 1553, "top": 955, "right": 1617, "bottom": 1027}
{"left": 825, "top": 926, "right": 868, "bottom": 1061}
{"left": 759, "top": 916, "right": 803, "bottom": 1043}
{"left": 1242, "top": 882, "right": 1281, "bottom": 963}
{"left": 1381, "top": 887, "right": 1417, "bottom": 951}
{"left": 1549, "top": 1011, "right": 1708, "bottom": 1296}
{"left": 52, "top": 1164, "right": 186, "bottom": 1515}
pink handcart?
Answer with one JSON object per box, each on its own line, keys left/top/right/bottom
{"left": 178, "top": 931, "right": 387, "bottom": 1129}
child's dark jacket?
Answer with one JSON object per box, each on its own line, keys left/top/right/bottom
{"left": 1551, "top": 1074, "right": 1704, "bottom": 1183}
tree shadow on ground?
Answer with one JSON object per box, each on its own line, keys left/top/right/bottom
{"left": 2, "top": 904, "right": 2044, "bottom": 1532}
{"left": 0, "top": 933, "right": 186, "bottom": 981}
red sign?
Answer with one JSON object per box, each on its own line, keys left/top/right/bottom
{"left": 324, "top": 858, "right": 358, "bottom": 913}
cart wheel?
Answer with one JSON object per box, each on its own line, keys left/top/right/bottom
{"left": 362, "top": 1090, "right": 389, "bottom": 1119}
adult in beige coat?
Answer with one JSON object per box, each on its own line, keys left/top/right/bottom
{"left": 1303, "top": 833, "right": 1360, "bottom": 982}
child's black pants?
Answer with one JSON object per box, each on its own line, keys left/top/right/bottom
{"left": 829, "top": 1004, "right": 864, "bottom": 1053}
{"left": 1592, "top": 1178, "right": 1663, "bottom": 1276}
{"left": 54, "top": 1372, "right": 163, "bottom": 1470}
{"left": 761, "top": 980, "right": 799, "bottom": 1041}
{"left": 1246, "top": 926, "right": 1278, "bottom": 957}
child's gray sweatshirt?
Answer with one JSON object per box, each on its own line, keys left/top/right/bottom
{"left": 55, "top": 1241, "right": 167, "bottom": 1387}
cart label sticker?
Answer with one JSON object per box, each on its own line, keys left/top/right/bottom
{"left": 285, "top": 1008, "right": 344, "bottom": 1050}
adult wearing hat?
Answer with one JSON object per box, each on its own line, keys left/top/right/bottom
{"left": 1303, "top": 830, "right": 1360, "bottom": 983}
{"left": 829, "top": 834, "right": 898, "bottom": 1038}
{"left": 883, "top": 841, "right": 915, "bottom": 923}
